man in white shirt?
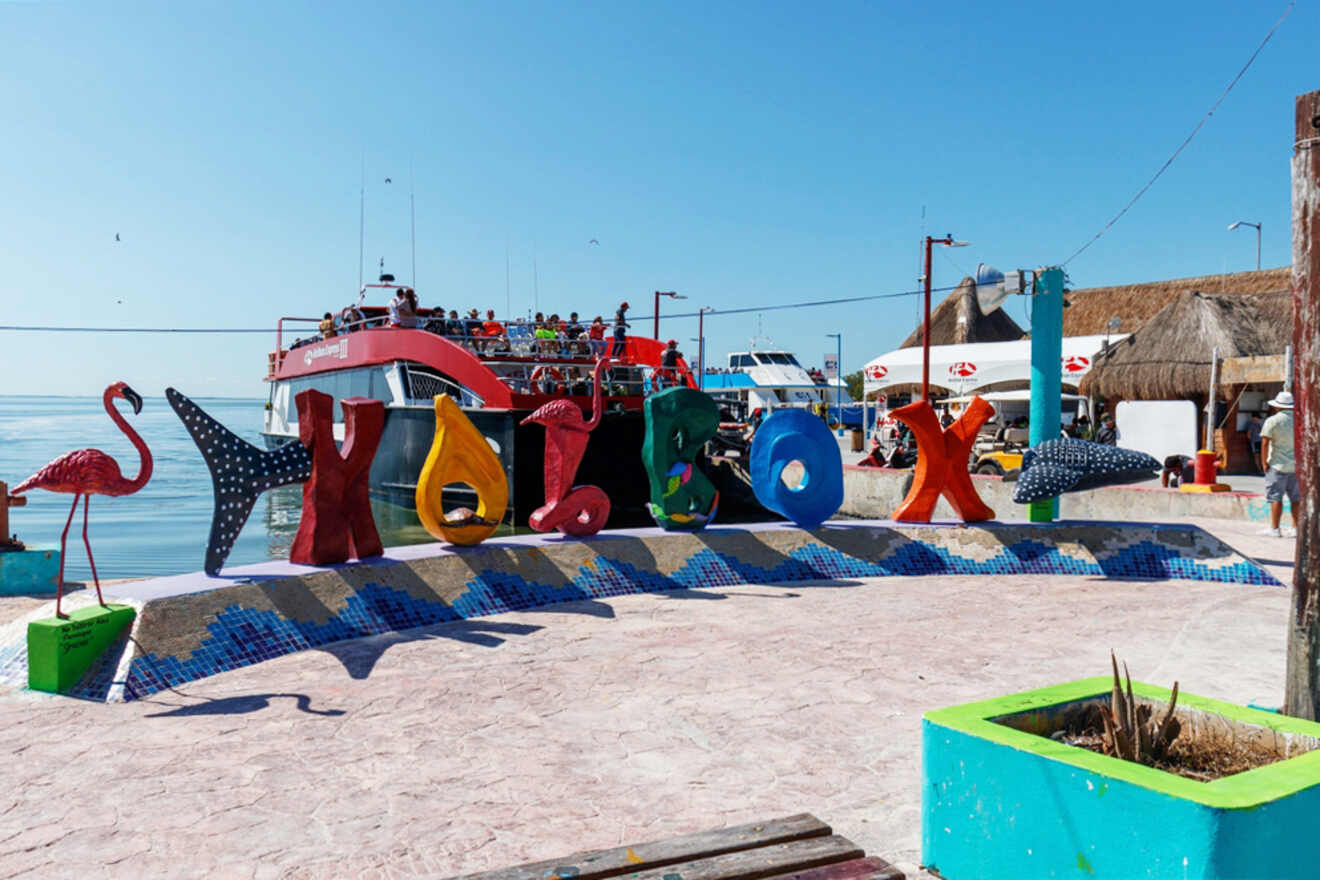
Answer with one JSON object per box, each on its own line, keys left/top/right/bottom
{"left": 1259, "top": 391, "right": 1297, "bottom": 538}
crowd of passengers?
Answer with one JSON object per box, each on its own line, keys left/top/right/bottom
{"left": 295, "top": 289, "right": 646, "bottom": 362}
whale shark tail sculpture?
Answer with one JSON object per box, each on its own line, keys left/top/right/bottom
{"left": 166, "top": 388, "right": 311, "bottom": 575}
{"left": 1011, "top": 438, "right": 1160, "bottom": 505}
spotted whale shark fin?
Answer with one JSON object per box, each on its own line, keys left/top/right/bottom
{"left": 1011, "top": 462, "right": 1082, "bottom": 505}
{"left": 166, "top": 388, "right": 311, "bottom": 575}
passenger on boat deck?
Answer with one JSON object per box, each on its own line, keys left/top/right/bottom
{"left": 319, "top": 312, "right": 337, "bottom": 339}
{"left": 343, "top": 304, "right": 366, "bottom": 333}
{"left": 463, "top": 309, "right": 483, "bottom": 348}
{"left": 482, "top": 310, "right": 508, "bottom": 354}
{"left": 535, "top": 314, "right": 559, "bottom": 356}
{"left": 445, "top": 310, "right": 464, "bottom": 341}
{"left": 611, "top": 301, "right": 629, "bottom": 360}
{"left": 588, "top": 316, "right": 607, "bottom": 358}
{"left": 423, "top": 304, "right": 446, "bottom": 334}
{"left": 565, "top": 312, "right": 587, "bottom": 355}
{"left": 389, "top": 288, "right": 420, "bottom": 329}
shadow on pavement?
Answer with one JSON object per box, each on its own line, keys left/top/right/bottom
{"left": 319, "top": 618, "right": 544, "bottom": 679}
{"left": 145, "top": 692, "right": 346, "bottom": 717}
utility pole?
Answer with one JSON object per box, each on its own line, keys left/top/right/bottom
{"left": 1286, "top": 88, "right": 1320, "bottom": 719}
{"left": 1028, "top": 267, "right": 1065, "bottom": 522}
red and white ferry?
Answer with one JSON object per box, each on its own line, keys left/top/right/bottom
{"left": 263, "top": 282, "right": 695, "bottom": 525}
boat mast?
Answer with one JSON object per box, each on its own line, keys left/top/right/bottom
{"left": 410, "top": 157, "right": 416, "bottom": 290}
{"left": 358, "top": 150, "right": 366, "bottom": 293}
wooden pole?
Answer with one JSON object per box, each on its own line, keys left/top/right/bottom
{"left": 1285, "top": 89, "right": 1320, "bottom": 719}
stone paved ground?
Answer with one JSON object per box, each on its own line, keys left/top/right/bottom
{"left": 0, "top": 519, "right": 1298, "bottom": 878}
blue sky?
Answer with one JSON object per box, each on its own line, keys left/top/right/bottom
{"left": 1, "top": 0, "right": 1309, "bottom": 397}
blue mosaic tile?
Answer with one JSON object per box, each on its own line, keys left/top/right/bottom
{"left": 104, "top": 527, "right": 1280, "bottom": 702}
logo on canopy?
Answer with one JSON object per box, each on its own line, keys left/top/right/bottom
{"left": 948, "top": 362, "right": 977, "bottom": 378}
{"left": 865, "top": 364, "right": 888, "bottom": 380}
{"left": 1062, "top": 355, "right": 1090, "bottom": 373}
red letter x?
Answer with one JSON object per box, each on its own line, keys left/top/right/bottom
{"left": 891, "top": 397, "right": 995, "bottom": 523}
{"left": 290, "top": 390, "right": 386, "bottom": 565}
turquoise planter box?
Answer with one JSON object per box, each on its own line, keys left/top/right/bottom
{"left": 0, "top": 547, "right": 60, "bottom": 595}
{"left": 923, "top": 678, "right": 1320, "bottom": 879}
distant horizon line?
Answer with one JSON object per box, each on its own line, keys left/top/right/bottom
{"left": 0, "top": 394, "right": 264, "bottom": 401}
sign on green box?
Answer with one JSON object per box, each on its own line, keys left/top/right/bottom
{"left": 28, "top": 604, "right": 135, "bottom": 693}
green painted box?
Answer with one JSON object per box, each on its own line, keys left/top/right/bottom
{"left": 27, "top": 604, "right": 135, "bottom": 693}
{"left": 924, "top": 678, "right": 1320, "bottom": 879}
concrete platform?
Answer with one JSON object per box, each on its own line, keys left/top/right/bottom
{"left": 0, "top": 563, "right": 1293, "bottom": 878}
{"left": 0, "top": 520, "right": 1278, "bottom": 702}
{"left": 841, "top": 466, "right": 1291, "bottom": 524}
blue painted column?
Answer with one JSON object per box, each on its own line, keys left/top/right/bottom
{"left": 1028, "top": 267, "right": 1064, "bottom": 522}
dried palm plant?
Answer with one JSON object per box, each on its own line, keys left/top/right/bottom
{"left": 1098, "top": 651, "right": 1181, "bottom": 764}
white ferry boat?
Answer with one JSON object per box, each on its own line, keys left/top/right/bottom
{"left": 700, "top": 348, "right": 851, "bottom": 418}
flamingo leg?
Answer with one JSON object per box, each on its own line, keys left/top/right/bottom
{"left": 56, "top": 493, "right": 80, "bottom": 620}
{"left": 81, "top": 494, "right": 105, "bottom": 608}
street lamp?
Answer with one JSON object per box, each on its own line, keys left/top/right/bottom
{"left": 654, "top": 290, "right": 686, "bottom": 339}
{"left": 1227, "top": 221, "right": 1261, "bottom": 271}
{"left": 696, "top": 307, "right": 714, "bottom": 386}
{"left": 922, "top": 235, "right": 970, "bottom": 400}
{"left": 825, "top": 332, "right": 842, "bottom": 435}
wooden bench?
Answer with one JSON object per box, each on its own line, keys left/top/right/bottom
{"left": 447, "top": 813, "right": 903, "bottom": 880}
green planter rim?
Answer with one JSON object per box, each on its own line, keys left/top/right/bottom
{"left": 925, "top": 677, "right": 1320, "bottom": 808}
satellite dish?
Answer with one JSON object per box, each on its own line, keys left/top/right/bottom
{"left": 1108, "top": 316, "right": 1122, "bottom": 332}
{"left": 975, "top": 263, "right": 1011, "bottom": 315}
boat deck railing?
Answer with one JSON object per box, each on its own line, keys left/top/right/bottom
{"left": 270, "top": 314, "right": 693, "bottom": 397}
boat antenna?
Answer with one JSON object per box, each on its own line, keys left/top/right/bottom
{"left": 409, "top": 156, "right": 416, "bottom": 290}
{"left": 533, "top": 244, "right": 539, "bottom": 314}
{"left": 358, "top": 149, "right": 366, "bottom": 293}
{"left": 505, "top": 232, "right": 511, "bottom": 320}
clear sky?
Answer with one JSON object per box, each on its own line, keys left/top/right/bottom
{"left": 1, "top": 0, "right": 1310, "bottom": 397}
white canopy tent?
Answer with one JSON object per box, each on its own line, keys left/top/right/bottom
{"left": 862, "top": 334, "right": 1124, "bottom": 397}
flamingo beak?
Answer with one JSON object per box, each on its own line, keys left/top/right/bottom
{"left": 121, "top": 385, "right": 144, "bottom": 415}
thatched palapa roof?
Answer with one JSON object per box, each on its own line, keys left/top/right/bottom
{"left": 1063, "top": 267, "right": 1290, "bottom": 337}
{"left": 1078, "top": 290, "right": 1292, "bottom": 400}
{"left": 899, "top": 276, "right": 1025, "bottom": 348}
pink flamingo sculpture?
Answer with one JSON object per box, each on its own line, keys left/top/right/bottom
{"left": 521, "top": 358, "right": 611, "bottom": 536}
{"left": 12, "top": 382, "right": 153, "bottom": 618}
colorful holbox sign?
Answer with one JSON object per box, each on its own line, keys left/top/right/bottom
{"left": 749, "top": 409, "right": 843, "bottom": 529}
{"left": 641, "top": 387, "right": 720, "bottom": 531}
{"left": 28, "top": 603, "right": 135, "bottom": 693}
{"left": 416, "top": 394, "right": 509, "bottom": 546}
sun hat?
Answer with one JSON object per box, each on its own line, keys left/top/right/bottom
{"left": 1268, "top": 390, "right": 1295, "bottom": 410}
{"left": 667, "top": 339, "right": 677, "bottom": 346}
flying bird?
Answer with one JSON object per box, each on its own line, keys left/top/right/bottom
{"left": 385, "top": 177, "right": 392, "bottom": 184}
{"left": 11, "top": 382, "right": 153, "bottom": 618}
{"left": 114, "top": 233, "right": 120, "bottom": 242}
{"left": 588, "top": 239, "right": 599, "bottom": 245}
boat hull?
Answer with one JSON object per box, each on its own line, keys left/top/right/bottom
{"left": 263, "top": 405, "right": 656, "bottom": 528}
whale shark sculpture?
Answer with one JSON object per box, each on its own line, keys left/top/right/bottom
{"left": 167, "top": 388, "right": 311, "bottom": 574}
{"left": 1011, "top": 438, "right": 1160, "bottom": 504}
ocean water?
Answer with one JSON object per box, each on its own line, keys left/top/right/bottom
{"left": 0, "top": 396, "right": 435, "bottom": 581}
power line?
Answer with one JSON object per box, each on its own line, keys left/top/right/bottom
{"left": 0, "top": 326, "right": 273, "bottom": 333}
{"left": 646, "top": 283, "right": 951, "bottom": 322}
{"left": 1059, "top": 0, "right": 1294, "bottom": 267}
{"left": 0, "top": 282, "right": 958, "bottom": 334}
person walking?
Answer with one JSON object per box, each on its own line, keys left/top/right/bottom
{"left": 1259, "top": 390, "right": 1298, "bottom": 538}
{"left": 1246, "top": 413, "right": 1264, "bottom": 472}
{"left": 611, "top": 301, "right": 630, "bottom": 360}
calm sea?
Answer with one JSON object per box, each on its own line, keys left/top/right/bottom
{"left": 0, "top": 396, "right": 435, "bottom": 581}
